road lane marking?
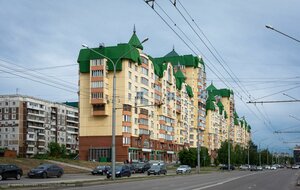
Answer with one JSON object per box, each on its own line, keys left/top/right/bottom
{"left": 192, "top": 173, "right": 258, "bottom": 190}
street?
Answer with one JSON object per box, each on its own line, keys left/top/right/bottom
{"left": 63, "top": 169, "right": 300, "bottom": 190}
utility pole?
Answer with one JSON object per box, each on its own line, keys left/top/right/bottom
{"left": 197, "top": 128, "right": 201, "bottom": 174}
{"left": 228, "top": 126, "right": 230, "bottom": 171}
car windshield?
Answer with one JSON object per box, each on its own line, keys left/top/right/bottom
{"left": 115, "top": 166, "right": 123, "bottom": 170}
{"left": 96, "top": 166, "right": 105, "bottom": 169}
{"left": 37, "top": 166, "right": 46, "bottom": 169}
{"left": 136, "top": 163, "right": 145, "bottom": 167}
{"left": 150, "top": 165, "right": 160, "bottom": 169}
{"left": 179, "top": 165, "right": 188, "bottom": 168}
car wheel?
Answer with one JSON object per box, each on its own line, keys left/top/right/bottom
{"left": 147, "top": 173, "right": 150, "bottom": 176}
{"left": 42, "top": 172, "right": 47, "bottom": 179}
{"left": 0, "top": 174, "right": 2, "bottom": 181}
{"left": 107, "top": 176, "right": 111, "bottom": 179}
{"left": 16, "top": 173, "right": 21, "bottom": 180}
{"left": 164, "top": 171, "right": 166, "bottom": 175}
{"left": 57, "top": 172, "right": 62, "bottom": 178}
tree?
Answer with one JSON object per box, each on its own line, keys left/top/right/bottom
{"left": 48, "top": 142, "right": 67, "bottom": 158}
{"left": 178, "top": 147, "right": 211, "bottom": 167}
{"left": 217, "top": 141, "right": 233, "bottom": 164}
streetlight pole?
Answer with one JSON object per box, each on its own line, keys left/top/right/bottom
{"left": 265, "top": 25, "right": 300, "bottom": 43}
{"left": 82, "top": 38, "right": 148, "bottom": 180}
{"left": 197, "top": 128, "right": 201, "bottom": 174}
{"left": 228, "top": 125, "right": 230, "bottom": 171}
{"left": 248, "top": 145, "right": 250, "bottom": 165}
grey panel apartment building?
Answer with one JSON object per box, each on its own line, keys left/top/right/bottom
{"left": 0, "top": 95, "right": 79, "bottom": 157}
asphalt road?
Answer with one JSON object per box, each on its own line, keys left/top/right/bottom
{"left": 62, "top": 169, "right": 300, "bottom": 190}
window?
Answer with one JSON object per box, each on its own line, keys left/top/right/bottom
{"left": 135, "top": 76, "right": 138, "bottom": 82}
{"left": 128, "top": 93, "right": 132, "bottom": 101}
{"left": 4, "top": 108, "right": 8, "bottom": 113}
{"left": 140, "top": 87, "right": 148, "bottom": 97}
{"left": 91, "top": 59, "right": 105, "bottom": 66}
{"left": 4, "top": 115, "right": 8, "bottom": 120}
{"left": 91, "top": 70, "right": 104, "bottom": 77}
{"left": 128, "top": 82, "right": 132, "bottom": 90}
{"left": 141, "top": 57, "right": 148, "bottom": 65}
{"left": 141, "top": 67, "right": 148, "bottom": 76}
{"left": 12, "top": 114, "right": 16, "bottom": 120}
{"left": 122, "top": 126, "right": 131, "bottom": 133}
{"left": 123, "top": 115, "right": 131, "bottom": 122}
{"left": 123, "top": 137, "right": 130, "bottom": 145}
{"left": 129, "top": 61, "right": 132, "bottom": 68}
{"left": 91, "top": 81, "right": 104, "bottom": 88}
{"left": 128, "top": 71, "right": 132, "bottom": 79}
{"left": 91, "top": 92, "right": 103, "bottom": 99}
{"left": 141, "top": 77, "right": 148, "bottom": 86}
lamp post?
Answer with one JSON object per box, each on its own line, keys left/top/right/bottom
{"left": 82, "top": 38, "right": 148, "bottom": 180}
{"left": 265, "top": 25, "right": 300, "bottom": 43}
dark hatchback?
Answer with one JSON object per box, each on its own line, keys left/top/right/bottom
{"left": 28, "top": 164, "right": 64, "bottom": 178}
{"left": 0, "top": 164, "right": 23, "bottom": 180}
{"left": 91, "top": 165, "right": 110, "bottom": 175}
{"left": 135, "top": 162, "right": 151, "bottom": 173}
{"left": 220, "top": 165, "right": 235, "bottom": 170}
{"left": 106, "top": 165, "right": 131, "bottom": 179}
{"left": 147, "top": 164, "right": 167, "bottom": 175}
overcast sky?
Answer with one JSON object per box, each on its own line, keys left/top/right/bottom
{"left": 0, "top": 0, "right": 299, "bottom": 153}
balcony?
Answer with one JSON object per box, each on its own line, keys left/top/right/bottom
{"left": 27, "top": 144, "right": 35, "bottom": 148}
{"left": 26, "top": 135, "right": 35, "bottom": 141}
{"left": 66, "top": 130, "right": 78, "bottom": 135}
{"left": 26, "top": 149, "right": 35, "bottom": 154}
{"left": 27, "top": 125, "right": 44, "bottom": 130}
{"left": 37, "top": 137, "right": 46, "bottom": 142}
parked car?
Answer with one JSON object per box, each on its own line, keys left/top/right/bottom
{"left": 256, "top": 166, "right": 263, "bottom": 171}
{"left": 239, "top": 165, "right": 249, "bottom": 170}
{"left": 292, "top": 165, "right": 300, "bottom": 169}
{"left": 126, "top": 164, "right": 136, "bottom": 174}
{"left": 28, "top": 164, "right": 64, "bottom": 178}
{"left": 264, "top": 165, "right": 271, "bottom": 170}
{"left": 176, "top": 165, "right": 191, "bottom": 174}
{"left": 270, "top": 165, "right": 277, "bottom": 170}
{"left": 220, "top": 165, "right": 235, "bottom": 170}
{"left": 0, "top": 164, "right": 23, "bottom": 180}
{"left": 147, "top": 164, "right": 167, "bottom": 175}
{"left": 135, "top": 162, "right": 151, "bottom": 173}
{"left": 250, "top": 165, "right": 258, "bottom": 171}
{"left": 91, "top": 165, "right": 110, "bottom": 175}
{"left": 106, "top": 165, "right": 131, "bottom": 179}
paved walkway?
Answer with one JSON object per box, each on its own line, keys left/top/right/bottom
{"left": 46, "top": 160, "right": 92, "bottom": 171}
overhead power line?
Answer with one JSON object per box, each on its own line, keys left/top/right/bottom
{"left": 248, "top": 100, "right": 300, "bottom": 104}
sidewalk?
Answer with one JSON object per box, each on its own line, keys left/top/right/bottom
{"left": 46, "top": 160, "right": 92, "bottom": 171}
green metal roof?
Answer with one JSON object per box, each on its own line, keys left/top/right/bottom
{"left": 153, "top": 54, "right": 201, "bottom": 68}
{"left": 78, "top": 43, "right": 141, "bottom": 73}
{"left": 64, "top": 102, "right": 78, "bottom": 108}
{"left": 128, "top": 32, "right": 144, "bottom": 50}
{"left": 217, "top": 101, "right": 224, "bottom": 115}
{"left": 174, "top": 70, "right": 186, "bottom": 90}
{"left": 233, "top": 112, "right": 239, "bottom": 125}
{"left": 164, "top": 48, "right": 179, "bottom": 57}
{"left": 206, "top": 97, "right": 215, "bottom": 112}
{"left": 186, "top": 85, "right": 193, "bottom": 98}
{"left": 206, "top": 83, "right": 217, "bottom": 93}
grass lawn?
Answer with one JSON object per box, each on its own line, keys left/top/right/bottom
{"left": 0, "top": 157, "right": 110, "bottom": 174}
